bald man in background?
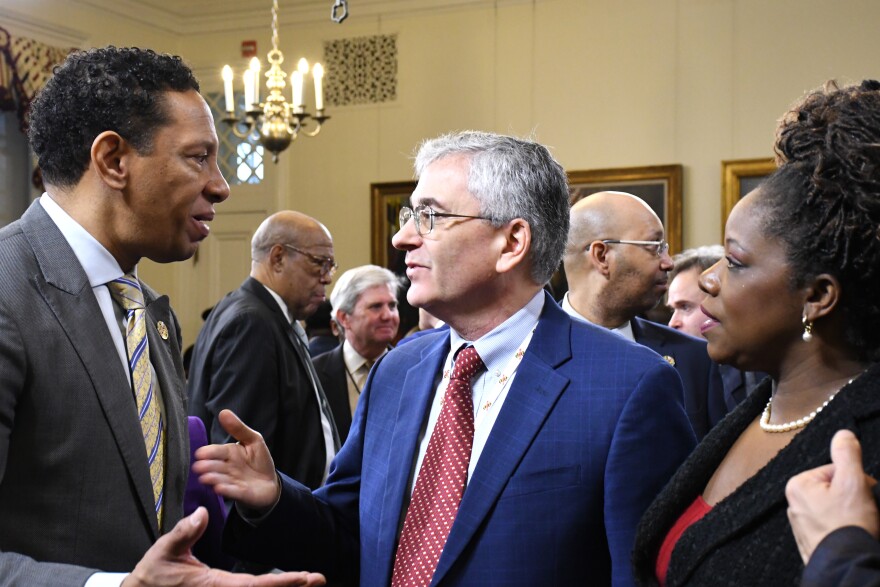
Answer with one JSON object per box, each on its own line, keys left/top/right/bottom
{"left": 562, "top": 191, "right": 726, "bottom": 440}
{"left": 187, "top": 211, "right": 341, "bottom": 491}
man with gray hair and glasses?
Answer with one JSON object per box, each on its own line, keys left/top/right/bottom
{"left": 313, "top": 264, "right": 401, "bottom": 442}
{"left": 188, "top": 210, "right": 341, "bottom": 493}
{"left": 194, "top": 131, "right": 695, "bottom": 587}
{"left": 562, "top": 191, "right": 725, "bottom": 440}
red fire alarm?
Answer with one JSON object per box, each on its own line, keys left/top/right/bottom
{"left": 241, "top": 40, "right": 257, "bottom": 58}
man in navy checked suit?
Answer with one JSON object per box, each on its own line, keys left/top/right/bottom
{"left": 195, "top": 131, "right": 696, "bottom": 587}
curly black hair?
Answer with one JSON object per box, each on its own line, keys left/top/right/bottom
{"left": 757, "top": 80, "right": 880, "bottom": 360}
{"left": 27, "top": 46, "right": 200, "bottom": 188}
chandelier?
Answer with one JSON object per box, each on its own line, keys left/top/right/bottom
{"left": 221, "top": 0, "right": 330, "bottom": 163}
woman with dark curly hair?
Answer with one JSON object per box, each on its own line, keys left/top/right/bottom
{"left": 632, "top": 79, "right": 880, "bottom": 586}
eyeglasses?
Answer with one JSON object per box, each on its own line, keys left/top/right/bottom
{"left": 600, "top": 239, "right": 670, "bottom": 257}
{"left": 283, "top": 244, "right": 338, "bottom": 277}
{"left": 399, "top": 205, "right": 490, "bottom": 237}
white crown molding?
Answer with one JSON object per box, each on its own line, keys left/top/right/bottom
{"left": 65, "top": 0, "right": 527, "bottom": 36}
{"left": 0, "top": 6, "right": 88, "bottom": 47}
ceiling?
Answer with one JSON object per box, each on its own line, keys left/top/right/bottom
{"left": 70, "top": 0, "right": 489, "bottom": 35}
{"left": 133, "top": 0, "right": 328, "bottom": 20}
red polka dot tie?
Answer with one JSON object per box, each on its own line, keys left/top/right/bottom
{"left": 391, "top": 345, "right": 484, "bottom": 587}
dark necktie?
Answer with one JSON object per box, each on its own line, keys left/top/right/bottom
{"left": 290, "top": 321, "right": 341, "bottom": 451}
{"left": 391, "top": 345, "right": 484, "bottom": 587}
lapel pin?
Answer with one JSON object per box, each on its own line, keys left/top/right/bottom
{"left": 663, "top": 355, "right": 676, "bottom": 367}
{"left": 157, "top": 321, "right": 169, "bottom": 340}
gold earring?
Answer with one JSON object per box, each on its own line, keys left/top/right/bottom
{"left": 802, "top": 314, "right": 813, "bottom": 343}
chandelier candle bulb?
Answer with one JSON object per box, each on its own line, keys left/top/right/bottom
{"left": 297, "top": 58, "right": 309, "bottom": 108}
{"left": 249, "top": 57, "right": 261, "bottom": 104}
{"left": 222, "top": 65, "right": 234, "bottom": 113}
{"left": 243, "top": 69, "right": 255, "bottom": 111}
{"left": 291, "top": 70, "right": 304, "bottom": 113}
{"left": 313, "top": 63, "right": 324, "bottom": 111}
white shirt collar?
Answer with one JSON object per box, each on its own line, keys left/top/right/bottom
{"left": 39, "top": 193, "right": 127, "bottom": 285}
{"left": 561, "top": 291, "right": 634, "bottom": 342}
{"left": 448, "top": 290, "right": 545, "bottom": 377}
{"left": 260, "top": 283, "right": 293, "bottom": 324}
{"left": 342, "top": 339, "right": 386, "bottom": 373}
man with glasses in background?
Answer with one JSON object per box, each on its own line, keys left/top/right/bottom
{"left": 188, "top": 210, "right": 341, "bottom": 498}
{"left": 194, "top": 132, "right": 695, "bottom": 587}
{"left": 562, "top": 191, "right": 726, "bottom": 440}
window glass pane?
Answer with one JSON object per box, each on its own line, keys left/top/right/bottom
{"left": 204, "top": 91, "right": 263, "bottom": 186}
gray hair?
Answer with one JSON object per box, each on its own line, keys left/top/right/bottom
{"left": 414, "top": 131, "right": 570, "bottom": 284}
{"left": 330, "top": 264, "right": 401, "bottom": 322}
{"left": 669, "top": 245, "right": 725, "bottom": 281}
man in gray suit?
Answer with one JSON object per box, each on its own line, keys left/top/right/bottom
{"left": 0, "top": 47, "right": 323, "bottom": 587}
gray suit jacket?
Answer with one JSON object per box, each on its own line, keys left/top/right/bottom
{"left": 0, "top": 201, "right": 189, "bottom": 585}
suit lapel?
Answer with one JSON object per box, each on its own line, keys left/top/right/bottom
{"left": 22, "top": 203, "right": 162, "bottom": 539}
{"left": 144, "top": 292, "right": 187, "bottom": 532}
{"left": 375, "top": 334, "right": 450, "bottom": 584}
{"left": 431, "top": 297, "right": 573, "bottom": 585}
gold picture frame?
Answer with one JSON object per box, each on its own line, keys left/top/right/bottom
{"left": 370, "top": 180, "right": 416, "bottom": 271}
{"left": 568, "top": 165, "right": 684, "bottom": 254}
{"left": 721, "top": 157, "right": 776, "bottom": 232}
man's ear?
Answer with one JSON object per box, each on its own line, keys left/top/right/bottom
{"left": 268, "top": 244, "right": 288, "bottom": 272}
{"left": 496, "top": 218, "right": 531, "bottom": 274}
{"left": 588, "top": 241, "right": 612, "bottom": 277}
{"left": 803, "top": 273, "right": 841, "bottom": 322}
{"left": 90, "top": 131, "right": 133, "bottom": 190}
{"left": 335, "top": 309, "right": 351, "bottom": 332}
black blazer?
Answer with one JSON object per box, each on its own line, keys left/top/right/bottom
{"left": 312, "top": 345, "right": 354, "bottom": 443}
{"left": 632, "top": 317, "right": 727, "bottom": 440}
{"left": 633, "top": 362, "right": 880, "bottom": 587}
{"left": 187, "top": 277, "right": 327, "bottom": 490}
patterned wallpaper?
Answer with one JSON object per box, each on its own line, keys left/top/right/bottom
{"left": 323, "top": 34, "right": 397, "bottom": 106}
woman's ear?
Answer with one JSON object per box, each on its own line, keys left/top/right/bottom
{"left": 90, "top": 131, "right": 132, "bottom": 190}
{"left": 803, "top": 273, "right": 841, "bottom": 322}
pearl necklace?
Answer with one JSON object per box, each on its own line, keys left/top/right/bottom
{"left": 759, "top": 377, "right": 854, "bottom": 433}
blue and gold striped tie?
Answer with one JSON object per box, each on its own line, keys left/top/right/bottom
{"left": 108, "top": 274, "right": 165, "bottom": 529}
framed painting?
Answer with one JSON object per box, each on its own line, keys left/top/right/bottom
{"left": 568, "top": 164, "right": 683, "bottom": 254}
{"left": 370, "top": 180, "right": 416, "bottom": 272}
{"left": 721, "top": 157, "right": 776, "bottom": 231}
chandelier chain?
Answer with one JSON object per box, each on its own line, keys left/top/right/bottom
{"left": 272, "top": 0, "right": 280, "bottom": 52}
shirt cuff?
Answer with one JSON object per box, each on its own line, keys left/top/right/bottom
{"left": 84, "top": 572, "right": 128, "bottom": 587}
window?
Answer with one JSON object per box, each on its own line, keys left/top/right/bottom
{"left": 204, "top": 92, "right": 264, "bottom": 186}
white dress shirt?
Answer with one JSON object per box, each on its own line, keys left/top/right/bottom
{"left": 561, "top": 291, "right": 635, "bottom": 342}
{"left": 407, "top": 290, "right": 545, "bottom": 495}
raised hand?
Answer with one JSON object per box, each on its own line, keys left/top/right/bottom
{"left": 192, "top": 409, "right": 282, "bottom": 511}
{"left": 122, "top": 507, "right": 325, "bottom": 586}
{"left": 786, "top": 429, "right": 880, "bottom": 563}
